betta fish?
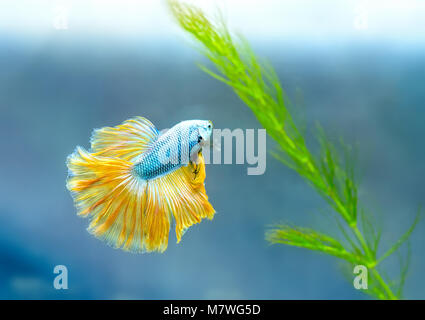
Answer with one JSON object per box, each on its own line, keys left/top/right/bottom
{"left": 66, "top": 117, "right": 215, "bottom": 253}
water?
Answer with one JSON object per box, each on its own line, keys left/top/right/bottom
{"left": 1, "top": 25, "right": 424, "bottom": 300}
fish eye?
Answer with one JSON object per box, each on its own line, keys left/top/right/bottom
{"left": 208, "top": 124, "right": 211, "bottom": 129}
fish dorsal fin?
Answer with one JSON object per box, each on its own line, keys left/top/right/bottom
{"left": 90, "top": 117, "right": 159, "bottom": 162}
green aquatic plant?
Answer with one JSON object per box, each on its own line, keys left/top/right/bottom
{"left": 168, "top": 0, "right": 421, "bottom": 299}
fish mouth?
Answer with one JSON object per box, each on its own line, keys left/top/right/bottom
{"left": 197, "top": 120, "right": 213, "bottom": 147}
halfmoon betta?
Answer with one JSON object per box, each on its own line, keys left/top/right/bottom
{"left": 66, "top": 117, "right": 215, "bottom": 253}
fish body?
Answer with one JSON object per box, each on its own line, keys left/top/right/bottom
{"left": 66, "top": 117, "right": 215, "bottom": 253}
{"left": 134, "top": 120, "right": 212, "bottom": 180}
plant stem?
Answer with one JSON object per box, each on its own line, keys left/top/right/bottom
{"left": 168, "top": 0, "right": 414, "bottom": 299}
{"left": 371, "top": 269, "right": 398, "bottom": 300}
{"left": 310, "top": 153, "right": 397, "bottom": 298}
{"left": 352, "top": 225, "right": 398, "bottom": 299}
{"left": 352, "top": 225, "right": 374, "bottom": 262}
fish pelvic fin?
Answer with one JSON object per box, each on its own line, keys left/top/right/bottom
{"left": 66, "top": 146, "right": 171, "bottom": 253}
{"left": 148, "top": 152, "right": 215, "bottom": 244}
{"left": 90, "top": 116, "right": 159, "bottom": 162}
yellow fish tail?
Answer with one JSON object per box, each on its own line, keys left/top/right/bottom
{"left": 67, "top": 147, "right": 155, "bottom": 252}
{"left": 66, "top": 147, "right": 215, "bottom": 253}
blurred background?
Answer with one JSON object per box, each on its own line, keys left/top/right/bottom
{"left": 0, "top": 0, "right": 424, "bottom": 299}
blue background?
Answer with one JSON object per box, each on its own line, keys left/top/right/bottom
{"left": 0, "top": 1, "right": 424, "bottom": 299}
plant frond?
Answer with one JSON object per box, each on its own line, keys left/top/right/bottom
{"left": 376, "top": 208, "right": 422, "bottom": 266}
{"left": 168, "top": 0, "right": 420, "bottom": 300}
{"left": 396, "top": 241, "right": 411, "bottom": 299}
{"left": 266, "top": 224, "right": 362, "bottom": 265}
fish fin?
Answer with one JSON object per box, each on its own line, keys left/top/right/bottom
{"left": 147, "top": 152, "right": 215, "bottom": 244}
{"left": 90, "top": 116, "right": 159, "bottom": 162}
{"left": 66, "top": 146, "right": 171, "bottom": 253}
